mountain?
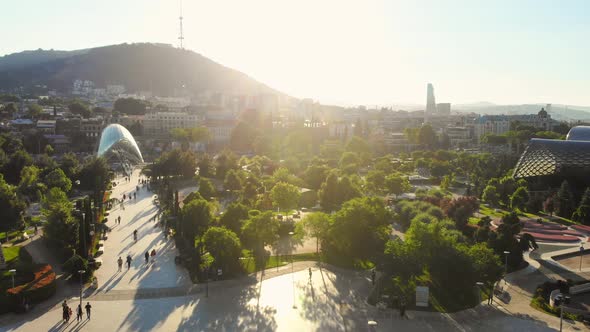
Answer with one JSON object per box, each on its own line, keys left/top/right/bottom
{"left": 0, "top": 43, "right": 280, "bottom": 97}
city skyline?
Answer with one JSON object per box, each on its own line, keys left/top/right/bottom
{"left": 1, "top": 0, "right": 589, "bottom": 106}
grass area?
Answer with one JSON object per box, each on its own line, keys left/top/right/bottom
{"left": 241, "top": 252, "right": 320, "bottom": 274}
{"left": 468, "top": 217, "right": 480, "bottom": 226}
{"left": 2, "top": 246, "right": 21, "bottom": 264}
{"left": 478, "top": 205, "right": 507, "bottom": 218}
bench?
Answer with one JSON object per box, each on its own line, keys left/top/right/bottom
{"left": 96, "top": 245, "right": 104, "bottom": 255}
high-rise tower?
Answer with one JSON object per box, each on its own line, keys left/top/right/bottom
{"left": 426, "top": 83, "right": 437, "bottom": 114}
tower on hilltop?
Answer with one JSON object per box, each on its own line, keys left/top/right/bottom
{"left": 178, "top": 0, "right": 185, "bottom": 49}
{"left": 426, "top": 83, "right": 437, "bottom": 114}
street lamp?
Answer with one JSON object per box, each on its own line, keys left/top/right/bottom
{"left": 475, "top": 282, "right": 485, "bottom": 304}
{"left": 9, "top": 269, "right": 16, "bottom": 288}
{"left": 503, "top": 251, "right": 510, "bottom": 276}
{"left": 205, "top": 267, "right": 209, "bottom": 298}
{"left": 288, "top": 231, "right": 296, "bottom": 309}
{"left": 580, "top": 244, "right": 584, "bottom": 271}
{"left": 78, "top": 270, "right": 86, "bottom": 307}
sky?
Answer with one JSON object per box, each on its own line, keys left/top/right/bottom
{"left": 1, "top": 0, "right": 589, "bottom": 106}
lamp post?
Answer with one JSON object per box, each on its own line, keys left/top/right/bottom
{"left": 78, "top": 270, "right": 86, "bottom": 307}
{"left": 475, "top": 282, "right": 484, "bottom": 304}
{"left": 503, "top": 251, "right": 510, "bottom": 276}
{"left": 9, "top": 269, "right": 16, "bottom": 288}
{"left": 580, "top": 244, "right": 584, "bottom": 271}
{"left": 288, "top": 231, "right": 296, "bottom": 309}
{"left": 205, "top": 267, "right": 209, "bottom": 298}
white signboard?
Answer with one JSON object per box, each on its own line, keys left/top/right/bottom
{"left": 416, "top": 286, "right": 429, "bottom": 307}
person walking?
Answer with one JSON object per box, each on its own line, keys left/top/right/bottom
{"left": 145, "top": 251, "right": 149, "bottom": 264}
{"left": 150, "top": 249, "right": 156, "bottom": 263}
{"left": 76, "top": 304, "right": 83, "bottom": 322}
{"left": 85, "top": 302, "right": 92, "bottom": 319}
{"left": 117, "top": 257, "right": 123, "bottom": 272}
{"left": 126, "top": 255, "right": 132, "bottom": 269}
{"left": 308, "top": 268, "right": 312, "bottom": 282}
{"left": 62, "top": 300, "right": 68, "bottom": 323}
{"left": 133, "top": 229, "right": 138, "bottom": 242}
{"left": 67, "top": 305, "right": 72, "bottom": 323}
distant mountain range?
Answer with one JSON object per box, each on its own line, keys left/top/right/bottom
{"left": 452, "top": 102, "right": 590, "bottom": 121}
{"left": 0, "top": 43, "right": 280, "bottom": 97}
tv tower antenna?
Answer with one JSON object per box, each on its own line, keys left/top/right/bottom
{"left": 178, "top": 0, "right": 185, "bottom": 49}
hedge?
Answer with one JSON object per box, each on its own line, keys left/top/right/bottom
{"left": 5, "top": 264, "right": 56, "bottom": 312}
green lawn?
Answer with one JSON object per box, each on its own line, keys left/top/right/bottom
{"left": 468, "top": 217, "right": 480, "bottom": 226}
{"left": 478, "top": 205, "right": 507, "bottom": 218}
{"left": 2, "top": 246, "right": 20, "bottom": 264}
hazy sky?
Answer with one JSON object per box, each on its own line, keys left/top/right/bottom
{"left": 1, "top": 0, "right": 589, "bottom": 106}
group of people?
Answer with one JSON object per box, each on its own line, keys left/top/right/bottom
{"left": 117, "top": 255, "right": 133, "bottom": 271}
{"left": 62, "top": 300, "right": 91, "bottom": 323}
{"left": 144, "top": 249, "right": 157, "bottom": 264}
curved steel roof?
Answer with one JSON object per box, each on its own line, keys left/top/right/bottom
{"left": 566, "top": 126, "right": 590, "bottom": 141}
{"left": 97, "top": 124, "right": 143, "bottom": 164}
{"left": 513, "top": 138, "right": 590, "bottom": 178}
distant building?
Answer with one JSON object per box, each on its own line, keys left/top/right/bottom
{"left": 81, "top": 117, "right": 105, "bottom": 143}
{"left": 36, "top": 120, "right": 56, "bottom": 134}
{"left": 474, "top": 115, "right": 510, "bottom": 143}
{"left": 143, "top": 111, "right": 198, "bottom": 137}
{"left": 426, "top": 83, "right": 437, "bottom": 114}
{"left": 445, "top": 126, "right": 472, "bottom": 147}
{"left": 437, "top": 103, "right": 451, "bottom": 115}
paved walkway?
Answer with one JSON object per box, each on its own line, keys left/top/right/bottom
{"left": 94, "top": 169, "right": 191, "bottom": 292}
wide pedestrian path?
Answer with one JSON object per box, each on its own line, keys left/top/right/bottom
{"left": 93, "top": 169, "right": 191, "bottom": 292}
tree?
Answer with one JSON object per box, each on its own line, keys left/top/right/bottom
{"left": 68, "top": 101, "right": 92, "bottom": 118}
{"left": 18, "top": 165, "right": 44, "bottom": 200}
{"left": 113, "top": 98, "right": 149, "bottom": 115}
{"left": 59, "top": 152, "right": 80, "bottom": 180}
{"left": 215, "top": 149, "right": 238, "bottom": 180}
{"left": 365, "top": 170, "right": 386, "bottom": 194}
{"left": 181, "top": 198, "right": 213, "bottom": 247}
{"left": 203, "top": 227, "right": 242, "bottom": 275}
{"left": 573, "top": 188, "right": 590, "bottom": 225}
{"left": 510, "top": 187, "right": 529, "bottom": 211}
{"left": 42, "top": 187, "right": 78, "bottom": 250}
{"left": 442, "top": 196, "right": 479, "bottom": 229}
{"left": 297, "top": 212, "right": 331, "bottom": 254}
{"left": 44, "top": 168, "right": 72, "bottom": 193}
{"left": 2, "top": 150, "right": 33, "bottom": 185}
{"left": 543, "top": 195, "right": 555, "bottom": 216}
{"left": 384, "top": 174, "right": 411, "bottom": 196}
{"left": 482, "top": 185, "right": 500, "bottom": 206}
{"left": 224, "top": 169, "right": 243, "bottom": 192}
{"left": 219, "top": 203, "right": 249, "bottom": 235}
{"left": 557, "top": 180, "right": 575, "bottom": 218}
{"left": 0, "top": 174, "right": 25, "bottom": 232}
{"left": 326, "top": 197, "right": 390, "bottom": 262}
{"left": 304, "top": 164, "right": 330, "bottom": 190}
{"left": 418, "top": 124, "right": 437, "bottom": 148}
{"left": 197, "top": 153, "right": 213, "bottom": 177}
{"left": 198, "top": 178, "right": 216, "bottom": 199}
{"left": 241, "top": 211, "right": 280, "bottom": 264}
{"left": 270, "top": 182, "right": 301, "bottom": 212}
{"left": 27, "top": 104, "right": 43, "bottom": 119}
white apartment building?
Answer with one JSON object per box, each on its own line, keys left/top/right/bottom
{"left": 143, "top": 111, "right": 198, "bottom": 137}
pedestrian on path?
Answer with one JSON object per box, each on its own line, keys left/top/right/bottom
{"left": 133, "top": 229, "right": 138, "bottom": 242}
{"left": 126, "top": 255, "right": 132, "bottom": 269}
{"left": 62, "top": 300, "right": 68, "bottom": 323}
{"left": 150, "top": 249, "right": 156, "bottom": 263}
{"left": 117, "top": 257, "right": 123, "bottom": 271}
{"left": 145, "top": 251, "right": 149, "bottom": 264}
{"left": 308, "top": 268, "right": 312, "bottom": 282}
{"left": 85, "top": 302, "right": 92, "bottom": 319}
{"left": 76, "top": 304, "right": 83, "bottom": 322}
{"left": 67, "top": 306, "right": 72, "bottom": 323}
{"left": 371, "top": 269, "right": 376, "bottom": 286}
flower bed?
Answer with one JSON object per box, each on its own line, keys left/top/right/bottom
{"left": 5, "top": 264, "right": 56, "bottom": 311}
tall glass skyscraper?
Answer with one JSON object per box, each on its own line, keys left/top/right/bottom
{"left": 426, "top": 83, "right": 437, "bottom": 114}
